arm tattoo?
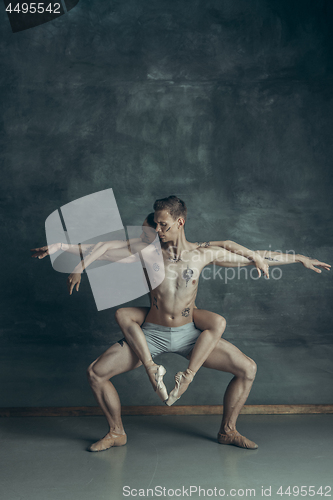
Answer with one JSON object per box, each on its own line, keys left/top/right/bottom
{"left": 197, "top": 241, "right": 211, "bottom": 248}
{"left": 85, "top": 246, "right": 95, "bottom": 256}
{"left": 153, "top": 296, "right": 158, "bottom": 309}
{"left": 182, "top": 307, "right": 190, "bottom": 317}
{"left": 264, "top": 256, "right": 279, "bottom": 262}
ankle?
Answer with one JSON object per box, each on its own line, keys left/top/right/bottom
{"left": 220, "top": 423, "right": 236, "bottom": 434}
{"left": 184, "top": 368, "right": 196, "bottom": 380}
{"left": 144, "top": 360, "right": 156, "bottom": 371}
{"left": 109, "top": 427, "right": 125, "bottom": 436}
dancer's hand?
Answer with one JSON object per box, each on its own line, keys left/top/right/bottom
{"left": 251, "top": 253, "right": 270, "bottom": 278}
{"left": 30, "top": 243, "right": 60, "bottom": 259}
{"left": 297, "top": 256, "right": 331, "bottom": 273}
{"left": 67, "top": 273, "right": 81, "bottom": 294}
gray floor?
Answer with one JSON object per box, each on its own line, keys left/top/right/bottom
{"left": 1, "top": 414, "right": 332, "bottom": 500}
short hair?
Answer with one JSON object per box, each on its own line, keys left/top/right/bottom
{"left": 153, "top": 196, "right": 187, "bottom": 221}
{"left": 145, "top": 212, "right": 156, "bottom": 228}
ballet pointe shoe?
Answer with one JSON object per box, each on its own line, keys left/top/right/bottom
{"left": 89, "top": 431, "right": 127, "bottom": 452}
{"left": 217, "top": 430, "right": 258, "bottom": 450}
{"left": 146, "top": 364, "right": 168, "bottom": 402}
{"left": 165, "top": 368, "right": 195, "bottom": 406}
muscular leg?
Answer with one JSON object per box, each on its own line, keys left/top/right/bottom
{"left": 87, "top": 341, "right": 142, "bottom": 451}
{"left": 115, "top": 307, "right": 168, "bottom": 401}
{"left": 201, "top": 338, "right": 258, "bottom": 449}
{"left": 115, "top": 307, "right": 150, "bottom": 364}
{"left": 166, "top": 310, "right": 226, "bottom": 405}
{"left": 190, "top": 310, "right": 226, "bottom": 373}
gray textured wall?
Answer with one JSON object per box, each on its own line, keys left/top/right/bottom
{"left": 1, "top": 0, "right": 332, "bottom": 407}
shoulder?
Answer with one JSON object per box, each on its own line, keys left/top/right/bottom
{"left": 194, "top": 241, "right": 212, "bottom": 249}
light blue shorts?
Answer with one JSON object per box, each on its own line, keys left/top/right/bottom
{"left": 117, "top": 321, "right": 202, "bottom": 359}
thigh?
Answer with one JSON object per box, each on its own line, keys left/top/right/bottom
{"left": 193, "top": 308, "right": 225, "bottom": 330}
{"left": 116, "top": 306, "right": 149, "bottom": 325}
{"left": 91, "top": 341, "right": 142, "bottom": 381}
{"left": 201, "top": 338, "right": 253, "bottom": 376}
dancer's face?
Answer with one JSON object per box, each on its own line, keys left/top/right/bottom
{"left": 154, "top": 210, "right": 181, "bottom": 242}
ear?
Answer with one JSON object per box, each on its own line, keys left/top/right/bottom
{"left": 177, "top": 217, "right": 185, "bottom": 228}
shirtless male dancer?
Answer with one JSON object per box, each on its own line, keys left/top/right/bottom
{"left": 64, "top": 212, "right": 272, "bottom": 407}
{"left": 31, "top": 196, "right": 330, "bottom": 452}
{"left": 32, "top": 212, "right": 272, "bottom": 408}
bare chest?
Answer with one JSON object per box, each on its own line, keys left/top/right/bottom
{"left": 163, "top": 256, "right": 200, "bottom": 290}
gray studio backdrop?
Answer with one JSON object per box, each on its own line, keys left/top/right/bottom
{"left": 1, "top": 0, "right": 332, "bottom": 407}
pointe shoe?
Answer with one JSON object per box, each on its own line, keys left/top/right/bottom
{"left": 146, "top": 364, "right": 168, "bottom": 402}
{"left": 217, "top": 430, "right": 258, "bottom": 450}
{"left": 165, "top": 369, "right": 195, "bottom": 406}
{"left": 89, "top": 431, "right": 127, "bottom": 452}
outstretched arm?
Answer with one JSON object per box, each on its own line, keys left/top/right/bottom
{"left": 67, "top": 241, "right": 140, "bottom": 295}
{"left": 30, "top": 239, "right": 130, "bottom": 259}
{"left": 255, "top": 250, "right": 331, "bottom": 273}
{"left": 210, "top": 248, "right": 254, "bottom": 267}
{"left": 31, "top": 242, "right": 92, "bottom": 259}
{"left": 210, "top": 247, "right": 330, "bottom": 274}
{"left": 198, "top": 240, "right": 269, "bottom": 278}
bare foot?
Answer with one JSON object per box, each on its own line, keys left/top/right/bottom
{"left": 217, "top": 430, "right": 258, "bottom": 449}
{"left": 165, "top": 368, "right": 195, "bottom": 406}
{"left": 89, "top": 431, "right": 127, "bottom": 452}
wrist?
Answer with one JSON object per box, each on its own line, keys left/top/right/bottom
{"left": 74, "top": 262, "right": 85, "bottom": 273}
{"left": 249, "top": 251, "right": 261, "bottom": 262}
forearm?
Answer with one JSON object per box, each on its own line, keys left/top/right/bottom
{"left": 60, "top": 243, "right": 95, "bottom": 256}
{"left": 73, "top": 241, "right": 139, "bottom": 272}
{"left": 211, "top": 240, "right": 307, "bottom": 266}
{"left": 255, "top": 250, "right": 304, "bottom": 265}
{"left": 72, "top": 242, "right": 107, "bottom": 273}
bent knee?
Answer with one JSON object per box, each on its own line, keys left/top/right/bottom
{"left": 218, "top": 315, "right": 227, "bottom": 332}
{"left": 211, "top": 315, "right": 226, "bottom": 336}
{"left": 115, "top": 308, "right": 128, "bottom": 325}
{"left": 87, "top": 362, "right": 108, "bottom": 386}
{"left": 244, "top": 358, "right": 257, "bottom": 381}
{"left": 87, "top": 363, "right": 98, "bottom": 384}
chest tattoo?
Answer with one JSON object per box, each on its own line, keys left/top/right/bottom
{"left": 181, "top": 307, "right": 190, "bottom": 317}
{"left": 182, "top": 265, "right": 194, "bottom": 287}
{"left": 168, "top": 254, "right": 182, "bottom": 263}
{"left": 153, "top": 296, "right": 158, "bottom": 309}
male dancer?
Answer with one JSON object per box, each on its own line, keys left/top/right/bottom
{"left": 31, "top": 197, "right": 330, "bottom": 451}
{"left": 80, "top": 196, "right": 329, "bottom": 451}
{"left": 32, "top": 215, "right": 271, "bottom": 407}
